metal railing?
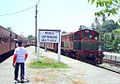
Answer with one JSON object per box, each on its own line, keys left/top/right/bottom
{"left": 103, "top": 52, "right": 120, "bottom": 65}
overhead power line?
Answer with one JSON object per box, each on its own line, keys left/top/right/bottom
{"left": 0, "top": 5, "right": 35, "bottom": 16}
{"left": 0, "top": 0, "right": 41, "bottom": 17}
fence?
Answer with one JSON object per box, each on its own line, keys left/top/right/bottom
{"left": 103, "top": 52, "right": 120, "bottom": 64}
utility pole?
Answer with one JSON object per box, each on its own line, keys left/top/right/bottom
{"left": 35, "top": 5, "right": 37, "bottom": 52}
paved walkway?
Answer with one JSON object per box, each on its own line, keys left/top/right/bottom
{"left": 0, "top": 46, "right": 120, "bottom": 84}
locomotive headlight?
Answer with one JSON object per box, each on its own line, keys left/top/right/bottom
{"left": 89, "top": 54, "right": 92, "bottom": 56}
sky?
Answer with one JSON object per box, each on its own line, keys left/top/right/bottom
{"left": 0, "top": 0, "right": 118, "bottom": 37}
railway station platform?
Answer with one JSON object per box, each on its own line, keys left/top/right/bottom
{"left": 0, "top": 46, "right": 120, "bottom": 84}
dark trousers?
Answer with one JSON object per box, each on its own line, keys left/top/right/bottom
{"left": 14, "top": 63, "right": 25, "bottom": 80}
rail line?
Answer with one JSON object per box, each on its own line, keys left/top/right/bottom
{"left": 93, "top": 51, "right": 120, "bottom": 74}
{"left": 96, "top": 64, "right": 120, "bottom": 74}
{"left": 94, "top": 59, "right": 120, "bottom": 74}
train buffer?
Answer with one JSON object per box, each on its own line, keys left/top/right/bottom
{"left": 0, "top": 46, "right": 120, "bottom": 84}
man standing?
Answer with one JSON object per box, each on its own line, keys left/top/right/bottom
{"left": 12, "top": 41, "right": 28, "bottom": 82}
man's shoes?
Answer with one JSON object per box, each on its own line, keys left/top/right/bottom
{"left": 21, "top": 79, "right": 24, "bottom": 83}
{"left": 14, "top": 79, "right": 19, "bottom": 82}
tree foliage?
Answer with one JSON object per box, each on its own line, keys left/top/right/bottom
{"left": 88, "top": 0, "right": 120, "bottom": 52}
{"left": 112, "top": 37, "right": 120, "bottom": 52}
{"left": 101, "top": 20, "right": 119, "bottom": 32}
{"left": 100, "top": 33, "right": 113, "bottom": 51}
{"left": 88, "top": 0, "right": 120, "bottom": 21}
{"left": 27, "top": 35, "right": 35, "bottom": 41}
{"left": 112, "top": 28, "right": 120, "bottom": 52}
{"left": 113, "top": 28, "right": 120, "bottom": 34}
{"left": 7, "top": 27, "right": 13, "bottom": 31}
{"left": 100, "top": 20, "right": 119, "bottom": 51}
{"left": 79, "top": 25, "right": 88, "bottom": 30}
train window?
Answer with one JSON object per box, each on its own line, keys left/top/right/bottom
{"left": 7, "top": 38, "right": 9, "bottom": 42}
{"left": 2, "top": 37, "right": 4, "bottom": 43}
{"left": 0, "top": 35, "right": 1, "bottom": 43}
{"left": 70, "top": 35, "right": 72, "bottom": 41}
{"left": 81, "top": 33, "right": 85, "bottom": 38}
{"left": 74, "top": 34, "right": 80, "bottom": 40}
{"left": 61, "top": 41, "right": 64, "bottom": 47}
{"left": 87, "top": 33, "right": 92, "bottom": 39}
{"left": 15, "top": 35, "right": 17, "bottom": 39}
{"left": 4, "top": 38, "right": 6, "bottom": 43}
{"left": 3, "top": 37, "right": 7, "bottom": 43}
{"left": 6, "top": 37, "right": 9, "bottom": 42}
{"left": 5, "top": 38, "right": 7, "bottom": 43}
{"left": 6, "top": 38, "right": 8, "bottom": 42}
{"left": 82, "top": 32, "right": 92, "bottom": 39}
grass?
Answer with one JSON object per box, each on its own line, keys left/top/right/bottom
{"left": 29, "top": 56, "right": 68, "bottom": 68}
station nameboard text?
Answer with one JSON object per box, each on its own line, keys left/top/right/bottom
{"left": 39, "top": 29, "right": 60, "bottom": 43}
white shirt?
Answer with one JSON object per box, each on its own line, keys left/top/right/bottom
{"left": 14, "top": 47, "right": 28, "bottom": 63}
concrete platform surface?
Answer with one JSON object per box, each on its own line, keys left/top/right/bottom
{"left": 0, "top": 46, "right": 120, "bottom": 84}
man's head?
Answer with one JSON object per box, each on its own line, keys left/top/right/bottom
{"left": 18, "top": 41, "right": 22, "bottom": 47}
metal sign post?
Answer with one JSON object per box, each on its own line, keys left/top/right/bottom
{"left": 37, "top": 29, "right": 61, "bottom": 62}
{"left": 58, "top": 32, "right": 61, "bottom": 62}
{"left": 37, "top": 30, "right": 40, "bottom": 62}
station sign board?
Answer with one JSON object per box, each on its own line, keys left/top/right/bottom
{"left": 38, "top": 29, "right": 60, "bottom": 43}
{"left": 37, "top": 29, "right": 61, "bottom": 62}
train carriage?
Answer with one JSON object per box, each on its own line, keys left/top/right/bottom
{"left": 0, "top": 25, "right": 29, "bottom": 63}
{"left": 0, "top": 26, "right": 10, "bottom": 55}
{"left": 61, "top": 32, "right": 75, "bottom": 57}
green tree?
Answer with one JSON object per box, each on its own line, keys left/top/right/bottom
{"left": 27, "top": 35, "right": 35, "bottom": 41}
{"left": 112, "top": 28, "right": 120, "bottom": 38}
{"left": 88, "top": 0, "right": 120, "bottom": 18}
{"left": 62, "top": 31, "right": 67, "bottom": 34}
{"left": 88, "top": 0, "right": 120, "bottom": 52}
{"left": 112, "top": 37, "right": 120, "bottom": 52}
{"left": 7, "top": 27, "right": 13, "bottom": 31}
{"left": 101, "top": 33, "right": 113, "bottom": 51}
{"left": 112, "top": 28, "right": 120, "bottom": 52}
{"left": 101, "top": 20, "right": 119, "bottom": 32}
{"left": 100, "top": 28, "right": 120, "bottom": 52}
{"left": 79, "top": 25, "right": 88, "bottom": 30}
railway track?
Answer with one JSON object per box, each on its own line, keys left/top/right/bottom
{"left": 66, "top": 54, "right": 120, "bottom": 74}
{"left": 96, "top": 59, "right": 120, "bottom": 74}
{"left": 63, "top": 53, "right": 120, "bottom": 74}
